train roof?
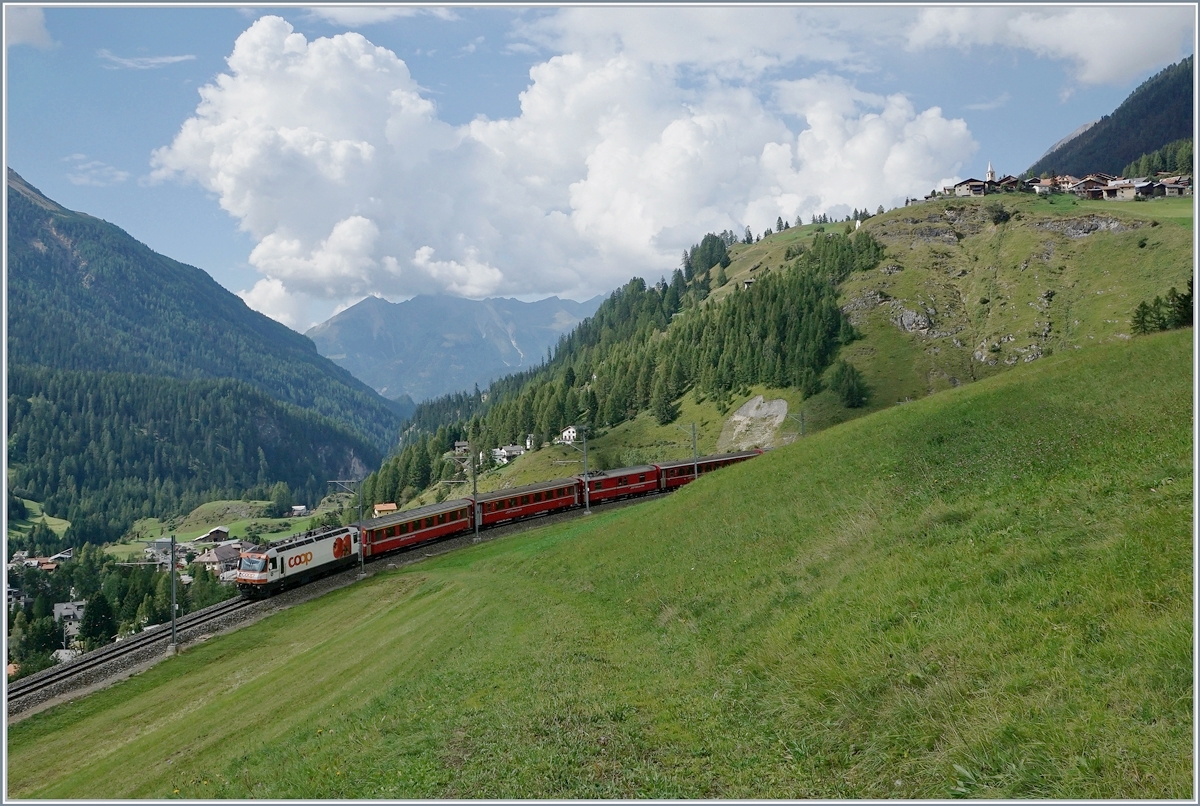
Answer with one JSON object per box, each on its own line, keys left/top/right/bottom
{"left": 361, "top": 498, "right": 472, "bottom": 530}
{"left": 655, "top": 451, "right": 761, "bottom": 470}
{"left": 474, "top": 477, "right": 579, "bottom": 503}
{"left": 260, "top": 524, "right": 352, "bottom": 553}
{"left": 585, "top": 464, "right": 659, "bottom": 478}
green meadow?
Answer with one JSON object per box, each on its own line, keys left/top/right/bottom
{"left": 7, "top": 329, "right": 1192, "bottom": 798}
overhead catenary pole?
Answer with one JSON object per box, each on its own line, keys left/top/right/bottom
{"left": 328, "top": 479, "right": 366, "bottom": 579}
{"left": 581, "top": 427, "right": 591, "bottom": 514}
{"left": 167, "top": 533, "right": 177, "bottom": 655}
{"left": 675, "top": 422, "right": 698, "bottom": 480}
{"left": 471, "top": 442, "right": 480, "bottom": 541}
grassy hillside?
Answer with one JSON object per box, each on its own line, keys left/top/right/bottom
{"left": 8, "top": 329, "right": 1191, "bottom": 799}
{"left": 713, "top": 194, "right": 1192, "bottom": 426}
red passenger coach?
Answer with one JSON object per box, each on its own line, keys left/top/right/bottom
{"left": 578, "top": 465, "right": 660, "bottom": 503}
{"left": 656, "top": 450, "right": 763, "bottom": 489}
{"left": 476, "top": 477, "right": 578, "bottom": 527}
{"left": 360, "top": 498, "right": 472, "bottom": 558}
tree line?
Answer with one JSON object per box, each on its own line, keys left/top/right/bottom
{"left": 1122, "top": 138, "right": 1193, "bottom": 178}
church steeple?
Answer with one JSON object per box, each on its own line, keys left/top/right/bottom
{"left": 986, "top": 161, "right": 996, "bottom": 182}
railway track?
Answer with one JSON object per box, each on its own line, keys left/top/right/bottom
{"left": 7, "top": 596, "right": 256, "bottom": 708}
{"left": 6, "top": 489, "right": 669, "bottom": 717}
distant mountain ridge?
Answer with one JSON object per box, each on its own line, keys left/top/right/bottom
{"left": 307, "top": 293, "right": 604, "bottom": 402}
{"left": 1027, "top": 56, "right": 1193, "bottom": 178}
{"left": 6, "top": 169, "right": 403, "bottom": 451}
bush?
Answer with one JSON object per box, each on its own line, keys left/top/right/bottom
{"left": 985, "top": 202, "right": 1011, "bottom": 225}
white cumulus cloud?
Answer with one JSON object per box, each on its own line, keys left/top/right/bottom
{"left": 5, "top": 6, "right": 54, "bottom": 49}
{"left": 908, "top": 6, "right": 1195, "bottom": 85}
{"left": 153, "top": 14, "right": 980, "bottom": 329}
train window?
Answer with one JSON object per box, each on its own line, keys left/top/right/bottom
{"left": 522, "top": 495, "right": 530, "bottom": 505}
{"left": 639, "top": 474, "right": 646, "bottom": 482}
{"left": 269, "top": 557, "right": 277, "bottom": 570}
{"left": 509, "top": 499, "right": 517, "bottom": 508}
{"left": 533, "top": 492, "right": 541, "bottom": 502}
{"left": 449, "top": 510, "right": 457, "bottom": 521}
{"left": 425, "top": 517, "right": 434, "bottom": 529}
{"left": 618, "top": 476, "right": 627, "bottom": 485}
{"left": 399, "top": 522, "right": 408, "bottom": 534}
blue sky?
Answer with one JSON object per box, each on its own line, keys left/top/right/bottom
{"left": 6, "top": 4, "right": 1194, "bottom": 331}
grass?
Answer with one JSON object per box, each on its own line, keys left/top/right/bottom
{"left": 5, "top": 498, "right": 71, "bottom": 544}
{"left": 8, "top": 329, "right": 1192, "bottom": 799}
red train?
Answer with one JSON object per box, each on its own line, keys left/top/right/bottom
{"left": 239, "top": 450, "right": 762, "bottom": 596}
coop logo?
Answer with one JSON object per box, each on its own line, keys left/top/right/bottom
{"left": 287, "top": 552, "right": 314, "bottom": 568}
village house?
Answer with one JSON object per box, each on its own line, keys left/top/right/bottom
{"left": 373, "top": 502, "right": 398, "bottom": 518}
{"left": 454, "top": 441, "right": 470, "bottom": 456}
{"left": 491, "top": 445, "right": 526, "bottom": 465}
{"left": 193, "top": 525, "right": 230, "bottom": 544}
{"left": 560, "top": 425, "right": 579, "bottom": 444}
{"left": 193, "top": 543, "right": 242, "bottom": 575}
{"left": 53, "top": 600, "right": 87, "bottom": 641}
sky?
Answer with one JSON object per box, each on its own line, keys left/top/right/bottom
{"left": 6, "top": 3, "right": 1195, "bottom": 332}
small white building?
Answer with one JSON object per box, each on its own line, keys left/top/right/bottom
{"left": 53, "top": 600, "right": 87, "bottom": 640}
{"left": 561, "top": 426, "right": 579, "bottom": 443}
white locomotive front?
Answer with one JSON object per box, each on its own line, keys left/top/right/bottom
{"left": 236, "top": 525, "right": 361, "bottom": 598}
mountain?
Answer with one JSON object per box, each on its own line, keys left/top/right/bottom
{"left": 6, "top": 169, "right": 403, "bottom": 451}
{"left": 306, "top": 293, "right": 604, "bottom": 402}
{"left": 6, "top": 365, "right": 381, "bottom": 545}
{"left": 1027, "top": 56, "right": 1193, "bottom": 177}
{"left": 1036, "top": 119, "right": 1097, "bottom": 161}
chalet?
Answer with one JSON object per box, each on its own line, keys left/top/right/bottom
{"left": 290, "top": 505, "right": 308, "bottom": 517}
{"left": 454, "top": 441, "right": 470, "bottom": 456}
{"left": 491, "top": 444, "right": 526, "bottom": 465}
{"left": 525, "top": 434, "right": 537, "bottom": 451}
{"left": 373, "top": 502, "right": 398, "bottom": 518}
{"left": 1068, "top": 177, "right": 1107, "bottom": 198}
{"left": 1032, "top": 179, "right": 1056, "bottom": 195}
{"left": 952, "top": 178, "right": 988, "bottom": 197}
{"left": 561, "top": 426, "right": 579, "bottom": 444}
{"left": 194, "top": 543, "right": 242, "bottom": 574}
{"left": 1158, "top": 182, "right": 1189, "bottom": 197}
{"left": 194, "top": 526, "right": 230, "bottom": 544}
{"left": 743, "top": 278, "right": 756, "bottom": 289}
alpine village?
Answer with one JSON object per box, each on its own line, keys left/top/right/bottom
{"left": 5, "top": 37, "right": 1193, "bottom": 801}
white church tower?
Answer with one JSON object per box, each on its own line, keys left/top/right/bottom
{"left": 986, "top": 161, "right": 996, "bottom": 182}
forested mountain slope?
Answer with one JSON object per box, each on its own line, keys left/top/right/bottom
{"left": 6, "top": 169, "right": 403, "bottom": 451}
{"left": 307, "top": 293, "right": 603, "bottom": 402}
{"left": 6, "top": 366, "right": 380, "bottom": 546}
{"left": 1027, "top": 56, "right": 1192, "bottom": 178}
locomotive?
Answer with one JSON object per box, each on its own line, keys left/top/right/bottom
{"left": 237, "top": 449, "right": 762, "bottom": 597}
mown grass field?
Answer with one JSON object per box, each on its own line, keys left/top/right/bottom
{"left": 8, "top": 330, "right": 1192, "bottom": 799}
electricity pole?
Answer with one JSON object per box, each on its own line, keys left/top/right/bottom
{"left": 787, "top": 411, "right": 806, "bottom": 438}
{"left": 564, "top": 426, "right": 591, "bottom": 514}
{"left": 167, "top": 533, "right": 177, "bottom": 656}
{"left": 675, "top": 422, "right": 698, "bottom": 480}
{"left": 328, "top": 479, "right": 365, "bottom": 578}
{"left": 444, "top": 443, "right": 481, "bottom": 541}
